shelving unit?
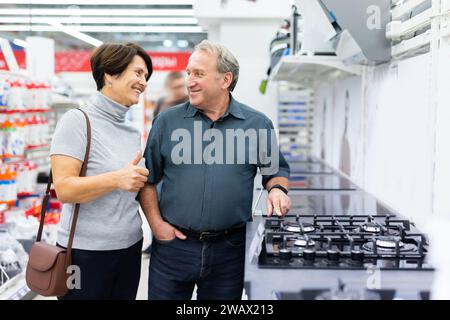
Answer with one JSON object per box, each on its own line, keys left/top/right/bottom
{"left": 0, "top": 273, "right": 34, "bottom": 300}
{"left": 0, "top": 69, "right": 72, "bottom": 300}
{"left": 270, "top": 55, "right": 362, "bottom": 87}
{"left": 277, "top": 85, "right": 314, "bottom": 158}
{"left": 0, "top": 109, "right": 52, "bottom": 114}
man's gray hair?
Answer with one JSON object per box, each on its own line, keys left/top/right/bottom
{"left": 194, "top": 40, "right": 239, "bottom": 92}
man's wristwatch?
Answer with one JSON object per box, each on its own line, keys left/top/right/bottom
{"left": 268, "top": 184, "right": 288, "bottom": 195}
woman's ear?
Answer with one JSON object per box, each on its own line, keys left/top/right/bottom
{"left": 104, "top": 73, "right": 113, "bottom": 88}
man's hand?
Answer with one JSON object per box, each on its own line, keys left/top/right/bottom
{"left": 267, "top": 188, "right": 291, "bottom": 217}
{"left": 151, "top": 219, "right": 187, "bottom": 241}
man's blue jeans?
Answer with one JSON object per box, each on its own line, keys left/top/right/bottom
{"left": 148, "top": 228, "right": 246, "bottom": 300}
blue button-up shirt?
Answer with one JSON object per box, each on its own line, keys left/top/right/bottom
{"left": 144, "top": 95, "right": 290, "bottom": 231}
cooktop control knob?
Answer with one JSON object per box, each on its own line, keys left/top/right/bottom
{"left": 327, "top": 249, "right": 340, "bottom": 262}
{"left": 351, "top": 250, "right": 364, "bottom": 263}
{"left": 279, "top": 248, "right": 292, "bottom": 261}
{"left": 303, "top": 249, "right": 316, "bottom": 261}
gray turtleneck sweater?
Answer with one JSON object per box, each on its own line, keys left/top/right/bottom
{"left": 50, "top": 92, "right": 144, "bottom": 250}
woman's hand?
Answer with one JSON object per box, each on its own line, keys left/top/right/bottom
{"left": 115, "top": 151, "right": 149, "bottom": 192}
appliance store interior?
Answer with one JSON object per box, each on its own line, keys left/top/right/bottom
{"left": 1, "top": 0, "right": 450, "bottom": 301}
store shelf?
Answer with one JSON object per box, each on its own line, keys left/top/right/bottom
{"left": 279, "top": 102, "right": 307, "bottom": 106}
{"left": 0, "top": 70, "right": 30, "bottom": 80}
{"left": 270, "top": 55, "right": 363, "bottom": 86}
{"left": 0, "top": 273, "right": 34, "bottom": 300}
{"left": 17, "top": 192, "right": 40, "bottom": 198}
{"left": 0, "top": 109, "right": 52, "bottom": 114}
{"left": 25, "top": 143, "right": 50, "bottom": 151}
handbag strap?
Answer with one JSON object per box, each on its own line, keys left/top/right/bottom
{"left": 36, "top": 108, "right": 91, "bottom": 268}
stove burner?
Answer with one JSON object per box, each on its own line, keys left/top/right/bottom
{"left": 293, "top": 237, "right": 315, "bottom": 247}
{"left": 362, "top": 222, "right": 381, "bottom": 233}
{"left": 361, "top": 236, "right": 418, "bottom": 253}
{"left": 376, "top": 237, "right": 404, "bottom": 249}
{"left": 284, "top": 222, "right": 315, "bottom": 233}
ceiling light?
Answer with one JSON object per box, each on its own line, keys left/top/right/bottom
{"left": 0, "top": 8, "right": 195, "bottom": 16}
{"left": 177, "top": 40, "right": 189, "bottom": 48}
{"left": 0, "top": 24, "right": 205, "bottom": 33}
{"left": 49, "top": 22, "right": 103, "bottom": 47}
{"left": 0, "top": 16, "right": 198, "bottom": 25}
{"left": 12, "top": 38, "right": 27, "bottom": 47}
{"left": 0, "top": 0, "right": 194, "bottom": 5}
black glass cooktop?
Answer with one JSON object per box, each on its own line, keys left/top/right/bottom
{"left": 289, "top": 163, "right": 334, "bottom": 174}
{"left": 289, "top": 175, "right": 357, "bottom": 191}
{"left": 289, "top": 194, "right": 395, "bottom": 215}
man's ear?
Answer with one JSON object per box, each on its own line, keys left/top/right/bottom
{"left": 222, "top": 72, "right": 233, "bottom": 90}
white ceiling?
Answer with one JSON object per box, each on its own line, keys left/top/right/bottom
{"left": 0, "top": 0, "right": 207, "bottom": 50}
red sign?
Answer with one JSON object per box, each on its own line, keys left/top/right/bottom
{"left": 55, "top": 51, "right": 91, "bottom": 72}
{"left": 1, "top": 50, "right": 191, "bottom": 72}
{"left": 150, "top": 52, "right": 191, "bottom": 71}
{"left": 0, "top": 50, "right": 26, "bottom": 70}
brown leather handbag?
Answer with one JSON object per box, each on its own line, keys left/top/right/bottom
{"left": 25, "top": 109, "right": 91, "bottom": 297}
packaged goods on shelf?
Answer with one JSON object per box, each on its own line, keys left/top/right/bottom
{"left": 15, "top": 162, "right": 39, "bottom": 195}
{"left": 8, "top": 81, "right": 25, "bottom": 111}
{"left": 0, "top": 165, "right": 17, "bottom": 207}
{"left": 22, "top": 196, "right": 61, "bottom": 225}
{"left": 0, "top": 78, "right": 51, "bottom": 112}
{"left": 0, "top": 78, "right": 9, "bottom": 107}
{"left": 1, "top": 197, "right": 61, "bottom": 256}
{"left": 0, "top": 231, "right": 28, "bottom": 283}
{"left": 0, "top": 115, "right": 50, "bottom": 159}
{"left": 0, "top": 116, "right": 26, "bottom": 158}
{"left": 26, "top": 114, "right": 50, "bottom": 147}
{"left": 0, "top": 71, "right": 61, "bottom": 299}
{"left": 0, "top": 162, "right": 39, "bottom": 207}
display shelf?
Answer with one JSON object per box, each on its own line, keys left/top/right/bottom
{"left": 0, "top": 273, "right": 34, "bottom": 300}
{"left": 270, "top": 55, "right": 362, "bottom": 86}
{"left": 17, "top": 192, "right": 40, "bottom": 198}
{"left": 25, "top": 143, "right": 50, "bottom": 151}
{"left": 276, "top": 83, "right": 314, "bottom": 159}
{"left": 0, "top": 70, "right": 67, "bottom": 301}
{"left": 0, "top": 70, "right": 29, "bottom": 80}
{"left": 0, "top": 155, "right": 23, "bottom": 160}
{"left": 0, "top": 144, "right": 50, "bottom": 162}
{"left": 0, "top": 108, "right": 52, "bottom": 114}
{"left": 0, "top": 222, "right": 58, "bottom": 300}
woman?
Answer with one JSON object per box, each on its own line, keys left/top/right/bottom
{"left": 50, "top": 43, "right": 152, "bottom": 300}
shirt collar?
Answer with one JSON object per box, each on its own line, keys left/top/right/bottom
{"left": 90, "top": 91, "right": 129, "bottom": 122}
{"left": 184, "top": 94, "right": 246, "bottom": 120}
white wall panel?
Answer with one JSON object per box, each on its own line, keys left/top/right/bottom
{"left": 312, "top": 52, "right": 434, "bottom": 228}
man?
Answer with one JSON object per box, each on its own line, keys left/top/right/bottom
{"left": 153, "top": 71, "right": 189, "bottom": 117}
{"left": 142, "top": 71, "right": 189, "bottom": 255}
{"left": 139, "top": 40, "right": 291, "bottom": 300}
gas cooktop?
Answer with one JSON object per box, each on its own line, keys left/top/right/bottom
{"left": 258, "top": 214, "right": 433, "bottom": 270}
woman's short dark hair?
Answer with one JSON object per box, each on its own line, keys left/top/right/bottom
{"left": 90, "top": 43, "right": 153, "bottom": 91}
